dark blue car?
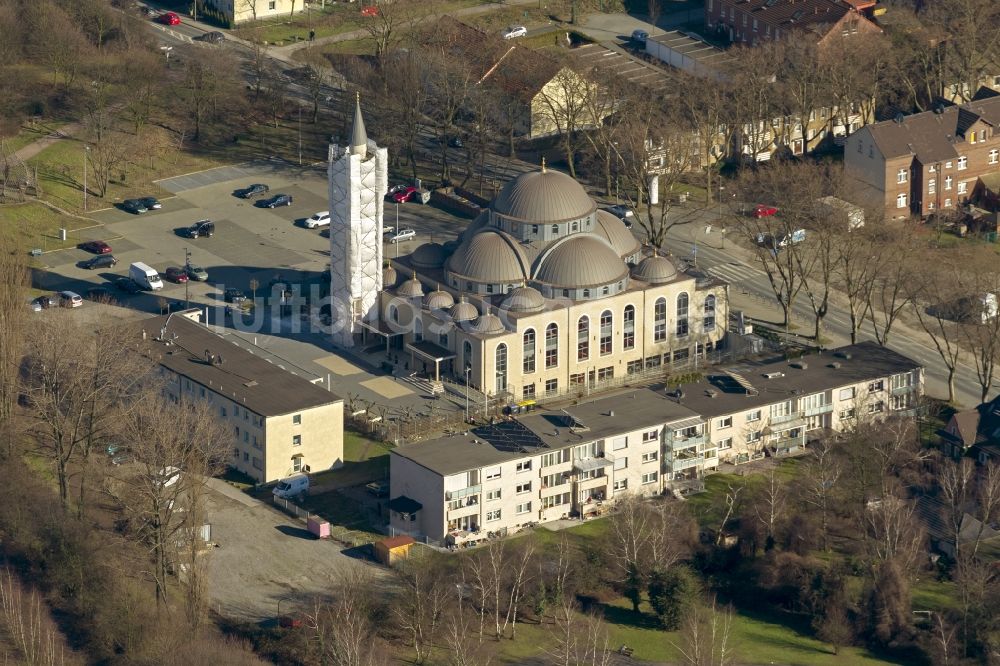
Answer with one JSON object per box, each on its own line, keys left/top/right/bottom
{"left": 260, "top": 194, "right": 293, "bottom": 208}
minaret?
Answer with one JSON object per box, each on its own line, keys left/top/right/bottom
{"left": 328, "top": 94, "right": 388, "bottom": 347}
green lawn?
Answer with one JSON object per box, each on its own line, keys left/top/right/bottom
{"left": 1, "top": 120, "right": 68, "bottom": 155}
{"left": 911, "top": 578, "right": 959, "bottom": 613}
{"left": 497, "top": 596, "right": 903, "bottom": 665}
{"left": 0, "top": 202, "right": 101, "bottom": 253}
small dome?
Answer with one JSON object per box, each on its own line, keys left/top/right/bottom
{"left": 534, "top": 236, "right": 629, "bottom": 288}
{"left": 492, "top": 168, "right": 595, "bottom": 222}
{"left": 411, "top": 242, "right": 447, "bottom": 269}
{"left": 446, "top": 230, "right": 528, "bottom": 284}
{"left": 449, "top": 297, "right": 479, "bottom": 322}
{"left": 469, "top": 313, "right": 506, "bottom": 335}
{"left": 502, "top": 285, "right": 545, "bottom": 313}
{"left": 383, "top": 265, "right": 398, "bottom": 288}
{"left": 397, "top": 272, "right": 424, "bottom": 299}
{"left": 631, "top": 255, "right": 679, "bottom": 285}
{"left": 595, "top": 210, "right": 641, "bottom": 258}
{"left": 423, "top": 286, "right": 455, "bottom": 310}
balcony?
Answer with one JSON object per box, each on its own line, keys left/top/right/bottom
{"left": 769, "top": 412, "right": 802, "bottom": 425}
{"left": 666, "top": 433, "right": 706, "bottom": 449}
{"left": 803, "top": 404, "right": 833, "bottom": 417}
{"left": 541, "top": 475, "right": 571, "bottom": 492}
{"left": 446, "top": 484, "right": 482, "bottom": 501}
{"left": 667, "top": 455, "right": 704, "bottom": 472}
{"left": 447, "top": 502, "right": 481, "bottom": 520}
{"left": 578, "top": 475, "right": 609, "bottom": 491}
{"left": 891, "top": 385, "right": 914, "bottom": 396}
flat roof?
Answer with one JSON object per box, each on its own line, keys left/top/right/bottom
{"left": 646, "top": 31, "right": 735, "bottom": 69}
{"left": 393, "top": 341, "right": 921, "bottom": 475}
{"left": 393, "top": 388, "right": 699, "bottom": 476}
{"left": 130, "top": 314, "right": 342, "bottom": 417}
{"left": 674, "top": 341, "right": 921, "bottom": 419}
{"left": 570, "top": 42, "right": 676, "bottom": 93}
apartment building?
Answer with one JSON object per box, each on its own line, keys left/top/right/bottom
{"left": 705, "top": 0, "right": 881, "bottom": 47}
{"left": 134, "top": 312, "right": 344, "bottom": 483}
{"left": 388, "top": 341, "right": 922, "bottom": 543}
{"left": 203, "top": 0, "right": 303, "bottom": 25}
{"left": 845, "top": 96, "right": 1000, "bottom": 219}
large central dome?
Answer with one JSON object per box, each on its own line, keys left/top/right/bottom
{"left": 492, "top": 169, "right": 596, "bottom": 222}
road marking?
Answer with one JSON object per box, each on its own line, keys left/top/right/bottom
{"left": 706, "top": 262, "right": 763, "bottom": 284}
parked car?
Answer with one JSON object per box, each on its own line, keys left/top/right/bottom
{"left": 82, "top": 254, "right": 118, "bottom": 270}
{"left": 80, "top": 240, "right": 113, "bottom": 254}
{"left": 139, "top": 196, "right": 162, "bottom": 210}
{"left": 223, "top": 288, "right": 246, "bottom": 304}
{"left": 186, "top": 220, "right": 215, "bottom": 238}
{"left": 631, "top": 29, "right": 649, "bottom": 44}
{"left": 194, "top": 31, "right": 224, "bottom": 43}
{"left": 58, "top": 291, "right": 83, "bottom": 308}
{"left": 605, "top": 204, "right": 635, "bottom": 219}
{"left": 388, "top": 228, "right": 416, "bottom": 243}
{"left": 157, "top": 11, "right": 181, "bottom": 25}
{"left": 240, "top": 183, "right": 270, "bottom": 198}
{"left": 186, "top": 264, "right": 209, "bottom": 282}
{"left": 305, "top": 211, "right": 331, "bottom": 229}
{"left": 260, "top": 194, "right": 293, "bottom": 208}
{"left": 115, "top": 277, "right": 142, "bottom": 294}
{"left": 121, "top": 199, "right": 148, "bottom": 214}
{"left": 30, "top": 295, "right": 55, "bottom": 311}
{"left": 752, "top": 204, "right": 779, "bottom": 218}
{"left": 502, "top": 25, "right": 527, "bottom": 39}
{"left": 164, "top": 267, "right": 189, "bottom": 283}
{"left": 273, "top": 474, "right": 309, "bottom": 499}
{"left": 391, "top": 186, "right": 419, "bottom": 204}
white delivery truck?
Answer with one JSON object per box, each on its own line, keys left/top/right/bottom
{"left": 129, "top": 262, "right": 163, "bottom": 290}
{"left": 273, "top": 473, "right": 310, "bottom": 499}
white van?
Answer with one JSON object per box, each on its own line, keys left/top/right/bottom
{"left": 273, "top": 473, "right": 309, "bottom": 499}
{"left": 129, "top": 262, "right": 164, "bottom": 290}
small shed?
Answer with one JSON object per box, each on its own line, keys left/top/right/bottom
{"left": 374, "top": 535, "right": 415, "bottom": 566}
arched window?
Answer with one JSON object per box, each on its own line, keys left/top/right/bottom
{"left": 623, "top": 305, "right": 636, "bottom": 350}
{"left": 464, "top": 340, "right": 473, "bottom": 368}
{"left": 523, "top": 329, "right": 536, "bottom": 373}
{"left": 551, "top": 223, "right": 559, "bottom": 235}
{"left": 414, "top": 317, "right": 423, "bottom": 342}
{"left": 495, "top": 344, "right": 508, "bottom": 393}
{"left": 545, "top": 323, "right": 558, "bottom": 369}
{"left": 704, "top": 294, "right": 716, "bottom": 332}
{"left": 577, "top": 316, "right": 589, "bottom": 362}
{"left": 676, "top": 293, "right": 689, "bottom": 337}
{"left": 389, "top": 304, "right": 398, "bottom": 323}
{"left": 654, "top": 297, "right": 667, "bottom": 342}
{"left": 599, "top": 310, "right": 613, "bottom": 356}
{"left": 583, "top": 288, "right": 590, "bottom": 298}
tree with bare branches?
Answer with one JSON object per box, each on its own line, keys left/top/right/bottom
{"left": 672, "top": 598, "right": 737, "bottom": 666}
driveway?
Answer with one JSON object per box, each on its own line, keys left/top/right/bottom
{"left": 204, "top": 478, "right": 386, "bottom": 620}
{"left": 577, "top": 5, "right": 704, "bottom": 43}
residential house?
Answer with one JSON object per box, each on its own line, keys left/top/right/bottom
{"left": 844, "top": 96, "right": 1000, "bottom": 220}
{"left": 939, "top": 394, "right": 1000, "bottom": 464}
{"left": 388, "top": 341, "right": 922, "bottom": 543}
{"left": 705, "top": 0, "right": 881, "bottom": 47}
{"left": 204, "top": 0, "right": 303, "bottom": 25}
{"left": 915, "top": 495, "right": 1000, "bottom": 559}
{"left": 133, "top": 312, "right": 344, "bottom": 483}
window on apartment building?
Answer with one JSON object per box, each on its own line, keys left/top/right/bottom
{"left": 543, "top": 378, "right": 558, "bottom": 396}
{"left": 840, "top": 408, "right": 857, "bottom": 420}
{"left": 753, "top": 18, "right": 758, "bottom": 30}
{"left": 233, "top": 448, "right": 239, "bottom": 458}
{"left": 613, "top": 458, "right": 627, "bottom": 472}
{"left": 745, "top": 410, "right": 761, "bottom": 422}
{"left": 220, "top": 406, "right": 227, "bottom": 417}
{"left": 516, "top": 482, "right": 532, "bottom": 494}
{"left": 613, "top": 479, "right": 628, "bottom": 491}
{"left": 243, "top": 452, "right": 249, "bottom": 462}
{"left": 945, "top": 198, "right": 953, "bottom": 207}
{"left": 541, "top": 449, "right": 571, "bottom": 468}
{"left": 929, "top": 202, "right": 936, "bottom": 210}
{"left": 570, "top": 372, "right": 585, "bottom": 387}
{"left": 747, "top": 431, "right": 762, "bottom": 443}
{"left": 485, "top": 510, "right": 501, "bottom": 521}
{"left": 597, "top": 366, "right": 613, "bottom": 382}
{"left": 770, "top": 401, "right": 792, "bottom": 418}
{"left": 200, "top": 387, "right": 205, "bottom": 398}
{"left": 292, "top": 414, "right": 301, "bottom": 425}
{"left": 485, "top": 466, "right": 501, "bottom": 480}
{"left": 292, "top": 435, "right": 301, "bottom": 446}
{"left": 641, "top": 472, "right": 658, "bottom": 485}
{"left": 577, "top": 316, "right": 589, "bottom": 361}
{"left": 897, "top": 193, "right": 908, "bottom": 209}
{"left": 676, "top": 293, "right": 689, "bottom": 337}
{"left": 958, "top": 156, "right": 968, "bottom": 170}
{"left": 891, "top": 393, "right": 914, "bottom": 410}
{"left": 654, "top": 297, "right": 667, "bottom": 342}
{"left": 641, "top": 451, "right": 658, "bottom": 463}
{"left": 522, "top": 329, "right": 536, "bottom": 373}
{"left": 891, "top": 372, "right": 913, "bottom": 390}
{"left": 869, "top": 401, "right": 885, "bottom": 414}
{"left": 970, "top": 131, "right": 977, "bottom": 143}
{"left": 717, "top": 416, "right": 732, "bottom": 429}
{"left": 545, "top": 323, "right": 558, "bottom": 369}
{"left": 522, "top": 383, "right": 536, "bottom": 399}
{"left": 958, "top": 181, "right": 968, "bottom": 194}
{"left": 990, "top": 149, "right": 999, "bottom": 165}
{"left": 292, "top": 456, "right": 302, "bottom": 472}
{"left": 718, "top": 438, "right": 733, "bottom": 450}
{"left": 243, "top": 432, "right": 249, "bottom": 443}
{"left": 599, "top": 310, "right": 613, "bottom": 356}
{"left": 515, "top": 502, "right": 532, "bottom": 515}
{"left": 742, "top": 12, "right": 747, "bottom": 25}
{"left": 612, "top": 436, "right": 627, "bottom": 451}
{"left": 253, "top": 457, "right": 263, "bottom": 471}
{"left": 928, "top": 179, "right": 936, "bottom": 194}
{"left": 642, "top": 429, "right": 659, "bottom": 443}
{"left": 623, "top": 305, "right": 636, "bottom": 350}
{"left": 516, "top": 461, "right": 532, "bottom": 473}
{"left": 839, "top": 387, "right": 856, "bottom": 400}
{"left": 896, "top": 168, "right": 907, "bottom": 184}
{"left": 235, "top": 426, "right": 240, "bottom": 438}
{"left": 704, "top": 295, "right": 716, "bottom": 332}
{"left": 869, "top": 379, "right": 884, "bottom": 392}
{"left": 946, "top": 161, "right": 953, "bottom": 169}
{"left": 541, "top": 493, "right": 570, "bottom": 508}
{"left": 486, "top": 489, "right": 501, "bottom": 501}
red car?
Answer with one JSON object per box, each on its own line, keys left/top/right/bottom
{"left": 80, "top": 240, "right": 112, "bottom": 254}
{"left": 752, "top": 204, "right": 779, "bottom": 218}
{"left": 164, "top": 266, "right": 189, "bottom": 283}
{"left": 391, "top": 186, "right": 418, "bottom": 204}
{"left": 157, "top": 12, "right": 181, "bottom": 25}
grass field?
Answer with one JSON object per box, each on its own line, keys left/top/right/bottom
{"left": 0, "top": 202, "right": 101, "bottom": 253}
{"left": 1, "top": 120, "right": 69, "bottom": 156}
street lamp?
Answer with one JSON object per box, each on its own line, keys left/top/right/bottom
{"left": 82, "top": 145, "right": 90, "bottom": 212}
{"left": 718, "top": 180, "right": 726, "bottom": 249}
{"left": 184, "top": 247, "right": 191, "bottom": 308}
{"left": 465, "top": 366, "right": 471, "bottom": 423}
{"left": 394, "top": 203, "right": 400, "bottom": 259}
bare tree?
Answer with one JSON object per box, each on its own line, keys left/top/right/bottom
{"left": 796, "top": 437, "right": 842, "bottom": 551}
{"left": 393, "top": 555, "right": 451, "bottom": 663}
{"left": 0, "top": 228, "right": 28, "bottom": 454}
{"left": 0, "top": 568, "right": 77, "bottom": 666}
{"left": 752, "top": 469, "right": 787, "bottom": 548}
{"left": 533, "top": 65, "right": 601, "bottom": 178}
{"left": 909, "top": 253, "right": 968, "bottom": 403}
{"left": 672, "top": 598, "right": 737, "bottom": 666}
{"left": 309, "top": 569, "right": 383, "bottom": 666}
{"left": 867, "top": 230, "right": 919, "bottom": 347}
{"left": 716, "top": 481, "right": 746, "bottom": 546}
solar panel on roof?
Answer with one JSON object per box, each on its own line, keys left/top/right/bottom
{"left": 475, "top": 420, "right": 549, "bottom": 452}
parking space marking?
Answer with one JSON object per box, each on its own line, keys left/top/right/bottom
{"left": 315, "top": 355, "right": 365, "bottom": 376}
{"left": 360, "top": 377, "right": 414, "bottom": 399}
